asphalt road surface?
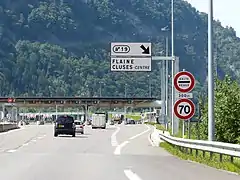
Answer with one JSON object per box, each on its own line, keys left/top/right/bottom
{"left": 0, "top": 124, "right": 239, "bottom": 180}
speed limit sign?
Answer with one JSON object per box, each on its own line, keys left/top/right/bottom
{"left": 174, "top": 99, "right": 195, "bottom": 120}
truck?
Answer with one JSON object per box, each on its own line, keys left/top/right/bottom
{"left": 91, "top": 113, "right": 107, "bottom": 129}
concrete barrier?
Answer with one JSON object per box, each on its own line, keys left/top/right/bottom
{"left": 150, "top": 126, "right": 170, "bottom": 146}
{"left": 0, "top": 123, "right": 19, "bottom": 132}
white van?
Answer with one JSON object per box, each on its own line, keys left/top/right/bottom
{"left": 92, "top": 113, "right": 106, "bottom": 129}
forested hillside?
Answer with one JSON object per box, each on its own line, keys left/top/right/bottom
{"left": 0, "top": 0, "right": 240, "bottom": 97}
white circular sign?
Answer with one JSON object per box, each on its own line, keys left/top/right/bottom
{"left": 174, "top": 71, "right": 195, "bottom": 93}
{"left": 174, "top": 99, "right": 195, "bottom": 120}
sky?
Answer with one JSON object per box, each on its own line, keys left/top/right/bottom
{"left": 184, "top": 0, "right": 240, "bottom": 37}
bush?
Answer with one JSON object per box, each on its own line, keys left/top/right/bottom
{"left": 198, "top": 76, "right": 240, "bottom": 143}
{"left": 160, "top": 142, "right": 240, "bottom": 174}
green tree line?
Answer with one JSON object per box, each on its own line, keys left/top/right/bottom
{"left": 186, "top": 76, "right": 240, "bottom": 144}
{"left": 0, "top": 0, "right": 240, "bottom": 97}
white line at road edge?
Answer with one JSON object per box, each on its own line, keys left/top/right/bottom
{"left": 7, "top": 149, "right": 17, "bottom": 153}
{"left": 114, "top": 141, "right": 129, "bottom": 155}
{"left": 148, "top": 133, "right": 155, "bottom": 146}
{"left": 0, "top": 127, "right": 24, "bottom": 136}
{"left": 124, "top": 169, "right": 142, "bottom": 180}
{"left": 129, "top": 125, "right": 151, "bottom": 140}
{"left": 111, "top": 126, "right": 120, "bottom": 146}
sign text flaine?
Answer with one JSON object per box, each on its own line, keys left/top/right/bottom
{"left": 111, "top": 57, "right": 151, "bottom": 72}
{"left": 111, "top": 42, "right": 152, "bottom": 56}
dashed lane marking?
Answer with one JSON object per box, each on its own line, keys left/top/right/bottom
{"left": 22, "top": 143, "right": 29, "bottom": 146}
{"left": 4, "top": 134, "right": 46, "bottom": 153}
{"left": 7, "top": 149, "right": 17, "bottom": 153}
{"left": 124, "top": 169, "right": 142, "bottom": 180}
{"left": 114, "top": 141, "right": 129, "bottom": 155}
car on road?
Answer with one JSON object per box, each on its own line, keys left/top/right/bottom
{"left": 110, "top": 120, "right": 114, "bottom": 125}
{"left": 36, "top": 120, "right": 44, "bottom": 125}
{"left": 54, "top": 115, "right": 76, "bottom": 137}
{"left": 125, "top": 119, "right": 136, "bottom": 125}
{"left": 74, "top": 120, "right": 84, "bottom": 134}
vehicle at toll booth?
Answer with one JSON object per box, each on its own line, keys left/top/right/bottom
{"left": 124, "top": 119, "right": 136, "bottom": 125}
{"left": 54, "top": 115, "right": 76, "bottom": 137}
{"left": 91, "top": 113, "right": 107, "bottom": 129}
{"left": 74, "top": 120, "right": 85, "bottom": 134}
{"left": 112, "top": 114, "right": 124, "bottom": 124}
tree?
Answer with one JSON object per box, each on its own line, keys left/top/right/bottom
{"left": 199, "top": 76, "right": 240, "bottom": 143}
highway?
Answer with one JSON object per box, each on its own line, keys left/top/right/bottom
{"left": 0, "top": 124, "right": 239, "bottom": 180}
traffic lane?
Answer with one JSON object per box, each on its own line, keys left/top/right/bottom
{"left": 115, "top": 124, "right": 151, "bottom": 144}
{"left": 119, "top": 132, "right": 240, "bottom": 180}
{"left": 120, "top": 155, "right": 240, "bottom": 180}
{"left": 0, "top": 153, "right": 128, "bottom": 180}
{"left": 0, "top": 125, "right": 129, "bottom": 180}
{"left": 121, "top": 131, "right": 169, "bottom": 156}
{"left": 0, "top": 125, "right": 52, "bottom": 152}
{"left": 15, "top": 125, "right": 117, "bottom": 154}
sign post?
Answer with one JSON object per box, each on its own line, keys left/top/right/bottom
{"left": 110, "top": 42, "right": 152, "bottom": 72}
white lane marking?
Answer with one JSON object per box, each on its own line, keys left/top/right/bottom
{"left": 111, "top": 127, "right": 120, "bottom": 146}
{"left": 22, "top": 143, "right": 29, "bottom": 146}
{"left": 37, "top": 136, "right": 44, "bottom": 139}
{"left": 0, "top": 127, "right": 24, "bottom": 136}
{"left": 148, "top": 133, "right": 155, "bottom": 146}
{"left": 129, "top": 125, "right": 151, "bottom": 140}
{"left": 7, "top": 149, "right": 17, "bottom": 153}
{"left": 114, "top": 141, "right": 129, "bottom": 155}
{"left": 124, "top": 169, "right": 142, "bottom": 180}
{"left": 31, "top": 139, "right": 37, "bottom": 142}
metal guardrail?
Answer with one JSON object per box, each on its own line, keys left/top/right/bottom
{"left": 158, "top": 130, "right": 240, "bottom": 162}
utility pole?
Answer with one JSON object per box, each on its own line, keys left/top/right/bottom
{"left": 124, "top": 84, "right": 127, "bottom": 98}
{"left": 171, "top": 0, "right": 175, "bottom": 135}
{"left": 165, "top": 36, "right": 169, "bottom": 117}
{"left": 208, "top": 0, "right": 215, "bottom": 141}
{"left": 161, "top": 26, "right": 170, "bottom": 126}
{"left": 147, "top": 75, "right": 152, "bottom": 97}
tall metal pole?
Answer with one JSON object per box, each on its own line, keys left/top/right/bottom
{"left": 147, "top": 75, "right": 151, "bottom": 97}
{"left": 208, "top": 0, "right": 215, "bottom": 141}
{"left": 171, "top": 0, "right": 175, "bottom": 135}
{"left": 160, "top": 61, "right": 165, "bottom": 124}
{"left": 165, "top": 36, "right": 169, "bottom": 117}
{"left": 125, "top": 84, "right": 127, "bottom": 98}
{"left": 55, "top": 105, "right": 58, "bottom": 120}
{"left": 99, "top": 83, "right": 102, "bottom": 97}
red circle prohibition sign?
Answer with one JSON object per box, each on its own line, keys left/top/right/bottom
{"left": 174, "top": 99, "right": 195, "bottom": 120}
{"left": 174, "top": 71, "right": 195, "bottom": 93}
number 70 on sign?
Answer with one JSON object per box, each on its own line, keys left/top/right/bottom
{"left": 174, "top": 99, "right": 195, "bottom": 120}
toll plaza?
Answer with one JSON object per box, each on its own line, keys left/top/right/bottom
{"left": 0, "top": 97, "right": 161, "bottom": 122}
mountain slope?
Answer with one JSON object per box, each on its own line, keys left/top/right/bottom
{"left": 0, "top": 0, "right": 239, "bottom": 97}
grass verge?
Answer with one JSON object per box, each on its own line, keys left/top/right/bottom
{"left": 160, "top": 142, "right": 240, "bottom": 174}
{"left": 126, "top": 114, "right": 141, "bottom": 120}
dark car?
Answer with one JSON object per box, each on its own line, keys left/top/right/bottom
{"left": 54, "top": 115, "right": 76, "bottom": 137}
{"left": 125, "top": 119, "right": 136, "bottom": 125}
